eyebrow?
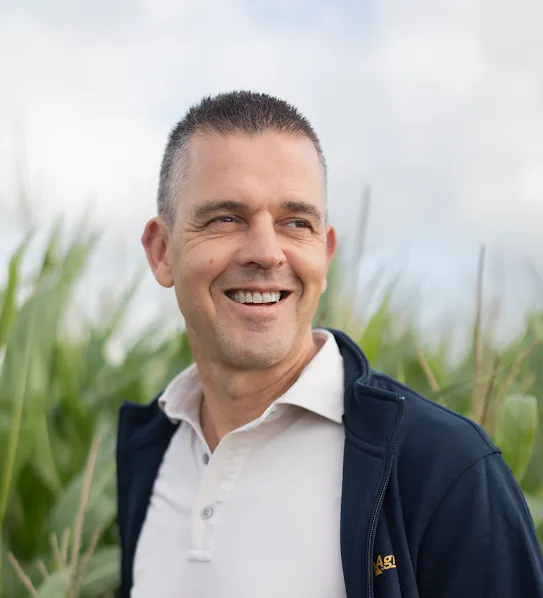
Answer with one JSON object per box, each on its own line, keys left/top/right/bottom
{"left": 279, "top": 200, "right": 324, "bottom": 224}
{"left": 192, "top": 200, "right": 247, "bottom": 221}
{"left": 192, "top": 199, "right": 324, "bottom": 224}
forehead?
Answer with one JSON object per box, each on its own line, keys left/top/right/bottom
{"left": 178, "top": 131, "right": 325, "bottom": 214}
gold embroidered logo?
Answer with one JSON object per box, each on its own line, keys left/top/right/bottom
{"left": 373, "top": 554, "right": 397, "bottom": 577}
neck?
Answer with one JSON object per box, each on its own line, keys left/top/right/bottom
{"left": 196, "top": 333, "right": 322, "bottom": 452}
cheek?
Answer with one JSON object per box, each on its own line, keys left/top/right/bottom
{"left": 176, "top": 242, "right": 231, "bottom": 289}
{"left": 288, "top": 250, "right": 328, "bottom": 289}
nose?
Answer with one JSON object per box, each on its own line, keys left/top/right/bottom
{"left": 237, "top": 214, "right": 285, "bottom": 269}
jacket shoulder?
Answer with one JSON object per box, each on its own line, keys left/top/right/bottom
{"left": 117, "top": 392, "right": 175, "bottom": 458}
{"left": 372, "top": 371, "right": 498, "bottom": 458}
{"left": 370, "top": 371, "right": 501, "bottom": 539}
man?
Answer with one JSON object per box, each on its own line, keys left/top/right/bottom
{"left": 116, "top": 91, "right": 543, "bottom": 598}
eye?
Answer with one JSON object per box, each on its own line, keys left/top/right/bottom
{"left": 285, "top": 219, "right": 312, "bottom": 230}
{"left": 209, "top": 215, "right": 238, "bottom": 224}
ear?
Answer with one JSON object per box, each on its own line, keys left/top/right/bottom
{"left": 141, "top": 217, "right": 174, "bottom": 288}
{"left": 321, "top": 224, "right": 337, "bottom": 294}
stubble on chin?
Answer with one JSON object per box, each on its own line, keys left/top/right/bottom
{"left": 213, "top": 323, "right": 298, "bottom": 370}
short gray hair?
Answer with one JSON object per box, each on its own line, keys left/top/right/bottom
{"left": 157, "top": 91, "right": 327, "bottom": 225}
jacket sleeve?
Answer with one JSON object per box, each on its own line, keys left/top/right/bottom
{"left": 416, "top": 452, "right": 543, "bottom": 598}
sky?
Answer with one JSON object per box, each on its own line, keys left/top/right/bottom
{"left": 1, "top": 0, "right": 542, "bottom": 346}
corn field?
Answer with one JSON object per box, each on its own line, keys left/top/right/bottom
{"left": 1, "top": 220, "right": 543, "bottom": 597}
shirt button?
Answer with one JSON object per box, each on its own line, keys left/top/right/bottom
{"left": 203, "top": 453, "right": 210, "bottom": 465}
{"left": 201, "top": 506, "right": 214, "bottom": 520}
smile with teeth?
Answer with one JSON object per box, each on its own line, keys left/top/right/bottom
{"left": 226, "top": 290, "right": 288, "bottom": 304}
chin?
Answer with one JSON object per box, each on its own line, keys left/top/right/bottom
{"left": 228, "top": 353, "right": 282, "bottom": 370}
{"left": 219, "top": 333, "right": 293, "bottom": 370}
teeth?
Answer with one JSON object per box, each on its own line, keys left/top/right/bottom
{"left": 229, "top": 291, "right": 282, "bottom": 304}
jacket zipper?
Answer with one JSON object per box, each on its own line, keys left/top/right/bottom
{"left": 366, "top": 395, "right": 405, "bottom": 598}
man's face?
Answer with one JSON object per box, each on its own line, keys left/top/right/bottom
{"left": 144, "top": 131, "right": 336, "bottom": 370}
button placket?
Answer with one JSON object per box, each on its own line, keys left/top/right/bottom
{"left": 190, "top": 424, "right": 260, "bottom": 563}
{"left": 189, "top": 442, "right": 223, "bottom": 558}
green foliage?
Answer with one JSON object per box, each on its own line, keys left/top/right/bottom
{"left": 1, "top": 221, "right": 542, "bottom": 596}
{"left": 495, "top": 394, "right": 538, "bottom": 482}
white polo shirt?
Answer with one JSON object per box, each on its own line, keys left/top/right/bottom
{"left": 132, "top": 329, "right": 347, "bottom": 598}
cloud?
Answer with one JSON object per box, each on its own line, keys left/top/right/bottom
{"left": 0, "top": 0, "right": 542, "bottom": 337}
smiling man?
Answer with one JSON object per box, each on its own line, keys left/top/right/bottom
{"left": 116, "top": 91, "right": 543, "bottom": 598}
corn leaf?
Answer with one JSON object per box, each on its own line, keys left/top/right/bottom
{"left": 80, "top": 546, "right": 120, "bottom": 598}
{"left": 495, "top": 394, "right": 538, "bottom": 482}
{"left": 48, "top": 442, "right": 116, "bottom": 547}
{"left": 358, "top": 287, "right": 394, "bottom": 364}
{"left": 35, "top": 568, "right": 70, "bottom": 597}
{"left": 0, "top": 234, "right": 31, "bottom": 348}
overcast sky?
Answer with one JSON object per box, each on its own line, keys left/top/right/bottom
{"left": 1, "top": 0, "right": 542, "bottom": 343}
